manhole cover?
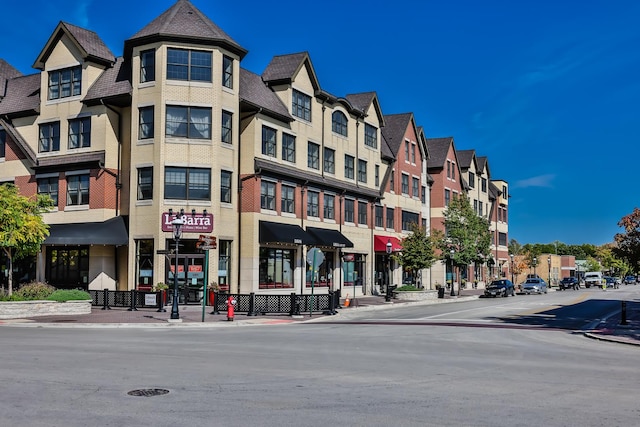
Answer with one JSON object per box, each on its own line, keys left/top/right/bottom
{"left": 127, "top": 388, "right": 170, "bottom": 397}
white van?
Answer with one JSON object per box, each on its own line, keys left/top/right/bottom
{"left": 584, "top": 272, "right": 602, "bottom": 288}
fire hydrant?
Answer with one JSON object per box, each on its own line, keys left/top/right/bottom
{"left": 226, "top": 296, "right": 236, "bottom": 321}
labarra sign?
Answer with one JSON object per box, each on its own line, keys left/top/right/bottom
{"left": 161, "top": 212, "right": 214, "bottom": 233}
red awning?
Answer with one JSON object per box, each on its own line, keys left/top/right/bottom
{"left": 374, "top": 235, "right": 403, "bottom": 252}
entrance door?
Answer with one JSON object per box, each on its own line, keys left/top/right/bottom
{"left": 166, "top": 253, "right": 205, "bottom": 304}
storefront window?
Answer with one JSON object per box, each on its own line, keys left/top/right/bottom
{"left": 218, "top": 240, "right": 231, "bottom": 291}
{"left": 306, "top": 250, "right": 334, "bottom": 288}
{"left": 46, "top": 246, "right": 89, "bottom": 289}
{"left": 136, "top": 239, "right": 154, "bottom": 290}
{"left": 343, "top": 253, "right": 366, "bottom": 290}
{"left": 259, "top": 248, "right": 294, "bottom": 289}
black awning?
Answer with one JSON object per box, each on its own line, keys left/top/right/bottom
{"left": 259, "top": 221, "right": 315, "bottom": 245}
{"left": 44, "top": 216, "right": 128, "bottom": 246}
{"left": 306, "top": 227, "right": 354, "bottom": 248}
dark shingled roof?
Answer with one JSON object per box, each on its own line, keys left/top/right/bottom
{"left": 0, "top": 118, "right": 37, "bottom": 165}
{"left": 426, "top": 137, "right": 454, "bottom": 169}
{"left": 0, "top": 59, "right": 22, "bottom": 97}
{"left": 457, "top": 149, "right": 475, "bottom": 170}
{"left": 127, "top": 0, "right": 246, "bottom": 58}
{"left": 239, "top": 68, "right": 292, "bottom": 123}
{"left": 381, "top": 113, "right": 412, "bottom": 158}
{"left": 380, "top": 133, "right": 394, "bottom": 160}
{"left": 477, "top": 156, "right": 489, "bottom": 177}
{"left": 262, "top": 52, "right": 318, "bottom": 88}
{"left": 345, "top": 92, "right": 375, "bottom": 113}
{"left": 84, "top": 57, "right": 132, "bottom": 106}
{"left": 0, "top": 74, "right": 40, "bottom": 116}
{"left": 33, "top": 22, "right": 115, "bottom": 69}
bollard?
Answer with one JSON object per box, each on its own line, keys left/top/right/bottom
{"left": 621, "top": 301, "right": 628, "bottom": 325}
{"left": 248, "top": 292, "right": 257, "bottom": 316}
{"left": 128, "top": 289, "right": 138, "bottom": 311}
{"left": 157, "top": 290, "right": 166, "bottom": 312}
{"left": 210, "top": 291, "right": 220, "bottom": 315}
{"left": 102, "top": 288, "right": 111, "bottom": 310}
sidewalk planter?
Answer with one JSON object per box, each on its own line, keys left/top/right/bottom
{"left": 394, "top": 290, "right": 439, "bottom": 301}
{"left": 0, "top": 300, "right": 92, "bottom": 319}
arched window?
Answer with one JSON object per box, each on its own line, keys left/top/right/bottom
{"left": 332, "top": 111, "right": 348, "bottom": 137}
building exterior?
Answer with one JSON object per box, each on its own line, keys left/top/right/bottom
{"left": 0, "top": 0, "right": 508, "bottom": 296}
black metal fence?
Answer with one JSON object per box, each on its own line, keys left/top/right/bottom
{"left": 88, "top": 289, "right": 341, "bottom": 316}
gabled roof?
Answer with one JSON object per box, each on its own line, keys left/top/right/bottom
{"left": 426, "top": 137, "right": 455, "bottom": 169}
{"left": 0, "top": 74, "right": 40, "bottom": 117}
{"left": 417, "top": 126, "right": 430, "bottom": 166}
{"left": 126, "top": 0, "right": 247, "bottom": 59}
{"left": 0, "top": 118, "right": 37, "bottom": 165}
{"left": 457, "top": 149, "right": 476, "bottom": 171}
{"left": 239, "top": 68, "right": 292, "bottom": 123}
{"left": 84, "top": 57, "right": 132, "bottom": 107}
{"left": 477, "top": 155, "right": 490, "bottom": 178}
{"left": 381, "top": 113, "right": 412, "bottom": 158}
{"left": 0, "top": 59, "right": 22, "bottom": 97}
{"left": 33, "top": 21, "right": 115, "bottom": 70}
{"left": 345, "top": 91, "right": 385, "bottom": 127}
{"left": 262, "top": 52, "right": 320, "bottom": 91}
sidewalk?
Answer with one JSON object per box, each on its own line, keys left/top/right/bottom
{"left": 583, "top": 300, "right": 640, "bottom": 346}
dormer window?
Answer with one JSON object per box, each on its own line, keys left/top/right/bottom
{"left": 332, "top": 111, "right": 348, "bottom": 136}
{"left": 48, "top": 66, "right": 81, "bottom": 100}
{"left": 364, "top": 123, "right": 377, "bottom": 148}
{"left": 292, "top": 90, "right": 311, "bottom": 121}
{"left": 167, "top": 48, "right": 212, "bottom": 82}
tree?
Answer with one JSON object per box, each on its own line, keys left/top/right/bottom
{"left": 393, "top": 223, "right": 439, "bottom": 287}
{"left": 0, "top": 184, "right": 53, "bottom": 295}
{"left": 614, "top": 208, "right": 640, "bottom": 273}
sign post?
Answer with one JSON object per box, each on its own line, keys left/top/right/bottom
{"left": 198, "top": 235, "right": 217, "bottom": 322}
{"left": 306, "top": 248, "right": 325, "bottom": 317}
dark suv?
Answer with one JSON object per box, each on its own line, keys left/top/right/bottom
{"left": 484, "top": 279, "right": 515, "bottom": 297}
{"left": 558, "top": 277, "right": 580, "bottom": 290}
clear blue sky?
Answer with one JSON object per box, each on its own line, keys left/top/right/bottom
{"left": 2, "top": 0, "right": 638, "bottom": 246}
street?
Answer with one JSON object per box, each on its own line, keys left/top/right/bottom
{"left": 1, "top": 287, "right": 638, "bottom": 427}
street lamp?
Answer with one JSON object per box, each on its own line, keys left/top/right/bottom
{"left": 510, "top": 254, "right": 514, "bottom": 284}
{"left": 547, "top": 256, "right": 552, "bottom": 288}
{"left": 170, "top": 210, "right": 185, "bottom": 320}
{"left": 450, "top": 249, "right": 456, "bottom": 297}
{"left": 385, "top": 239, "right": 393, "bottom": 302}
{"left": 533, "top": 257, "right": 537, "bottom": 278}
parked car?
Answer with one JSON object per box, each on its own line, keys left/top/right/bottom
{"left": 583, "top": 272, "right": 602, "bottom": 288}
{"left": 624, "top": 275, "right": 636, "bottom": 285}
{"left": 484, "top": 279, "right": 515, "bottom": 298}
{"left": 603, "top": 276, "right": 619, "bottom": 289}
{"left": 558, "top": 277, "right": 580, "bottom": 290}
{"left": 522, "top": 278, "right": 548, "bottom": 295}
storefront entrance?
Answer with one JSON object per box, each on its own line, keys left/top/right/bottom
{"left": 165, "top": 239, "right": 205, "bottom": 304}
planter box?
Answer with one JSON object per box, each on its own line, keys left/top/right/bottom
{"left": 0, "top": 300, "right": 92, "bottom": 319}
{"left": 394, "top": 290, "right": 438, "bottom": 301}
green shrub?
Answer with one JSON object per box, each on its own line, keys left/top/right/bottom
{"left": 14, "top": 282, "right": 56, "bottom": 300}
{"left": 47, "top": 289, "right": 91, "bottom": 302}
{"left": 396, "top": 285, "right": 421, "bottom": 291}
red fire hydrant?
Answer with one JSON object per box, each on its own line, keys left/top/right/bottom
{"left": 226, "top": 296, "right": 236, "bottom": 321}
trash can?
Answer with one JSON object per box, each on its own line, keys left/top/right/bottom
{"left": 438, "top": 287, "right": 445, "bottom": 299}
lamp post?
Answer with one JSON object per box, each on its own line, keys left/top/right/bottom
{"left": 547, "top": 256, "right": 552, "bottom": 288}
{"left": 385, "top": 239, "right": 393, "bottom": 302}
{"left": 510, "top": 254, "right": 514, "bottom": 284}
{"left": 170, "top": 210, "right": 185, "bottom": 320}
{"left": 450, "top": 249, "right": 456, "bottom": 297}
{"left": 533, "top": 257, "right": 537, "bottom": 278}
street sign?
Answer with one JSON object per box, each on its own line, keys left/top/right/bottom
{"left": 199, "top": 235, "right": 216, "bottom": 244}
{"left": 306, "top": 248, "right": 325, "bottom": 270}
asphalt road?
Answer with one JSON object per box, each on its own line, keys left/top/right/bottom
{"left": 1, "top": 287, "right": 638, "bottom": 427}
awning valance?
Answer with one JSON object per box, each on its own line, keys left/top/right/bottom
{"left": 44, "top": 216, "right": 128, "bottom": 246}
{"left": 306, "top": 227, "right": 353, "bottom": 248}
{"left": 374, "top": 235, "right": 403, "bottom": 252}
{"left": 259, "top": 221, "right": 315, "bottom": 245}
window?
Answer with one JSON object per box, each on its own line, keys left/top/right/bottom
{"left": 468, "top": 172, "right": 475, "bottom": 188}
{"left": 446, "top": 160, "right": 451, "bottom": 178}
{"left": 37, "top": 177, "right": 58, "bottom": 206}
{"left": 46, "top": 246, "right": 89, "bottom": 289}
{"left": 474, "top": 199, "right": 478, "bottom": 213}
{"left": 498, "top": 232, "right": 507, "bottom": 246}
{"left": 323, "top": 194, "right": 334, "bottom": 220}
{"left": 412, "top": 177, "right": 419, "bottom": 198}
{"left": 139, "top": 106, "right": 154, "bottom": 140}
{"left": 307, "top": 190, "right": 319, "bottom": 217}
{"left": 357, "top": 159, "right": 367, "bottom": 183}
{"left": 218, "top": 240, "right": 231, "bottom": 290}
{"left": 67, "top": 174, "right": 89, "bottom": 206}
{"left": 0, "top": 129, "right": 5, "bottom": 158}
{"left": 166, "top": 106, "right": 211, "bottom": 139}
{"left": 503, "top": 207, "right": 508, "bottom": 222}
{"left": 421, "top": 186, "right": 426, "bottom": 204}
{"left": 135, "top": 239, "right": 154, "bottom": 289}
{"left": 281, "top": 185, "right": 295, "bottom": 213}
{"left": 358, "top": 201, "right": 367, "bottom": 225}
{"left": 292, "top": 90, "right": 311, "bottom": 121}
{"left": 390, "top": 170, "right": 395, "bottom": 192}
{"left": 282, "top": 133, "right": 295, "bottom": 162}
{"left": 344, "top": 199, "right": 354, "bottom": 223}
{"left": 167, "top": 48, "right": 212, "bottom": 82}
{"left": 375, "top": 165, "right": 380, "bottom": 187}
{"left": 375, "top": 204, "right": 383, "bottom": 227}
{"left": 259, "top": 248, "right": 294, "bottom": 289}
{"left": 402, "top": 211, "right": 419, "bottom": 231}
{"left": 344, "top": 155, "right": 354, "bottom": 179}
{"left": 411, "top": 144, "right": 416, "bottom": 163}
{"left": 332, "top": 111, "right": 347, "bottom": 136}
{"left": 220, "top": 170, "right": 232, "bottom": 203}
{"left": 404, "top": 141, "right": 410, "bottom": 160}
{"left": 445, "top": 189, "right": 451, "bottom": 207}
{"left": 222, "top": 55, "right": 233, "bottom": 88}
{"left": 48, "top": 66, "right": 81, "bottom": 100}
{"left": 262, "top": 126, "right": 276, "bottom": 156}
{"left": 137, "top": 167, "right": 153, "bottom": 200}
{"left": 502, "top": 185, "right": 508, "bottom": 199}
{"left": 260, "top": 181, "right": 276, "bottom": 210}
{"left": 451, "top": 162, "right": 456, "bottom": 180}
{"left": 39, "top": 122, "right": 60, "bottom": 152}
{"left": 140, "top": 49, "right": 155, "bottom": 83}
{"left": 478, "top": 201, "right": 484, "bottom": 216}
{"left": 164, "top": 167, "right": 211, "bottom": 200}
{"left": 323, "top": 148, "right": 335, "bottom": 174}
{"left": 308, "top": 142, "right": 319, "bottom": 169}
{"left": 364, "top": 123, "right": 377, "bottom": 148}
{"left": 68, "top": 117, "right": 91, "bottom": 149}
{"left": 401, "top": 174, "right": 409, "bottom": 194}
{"left": 221, "top": 110, "right": 232, "bottom": 144}
{"left": 482, "top": 177, "right": 487, "bottom": 192}
{"left": 386, "top": 207, "right": 394, "bottom": 229}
